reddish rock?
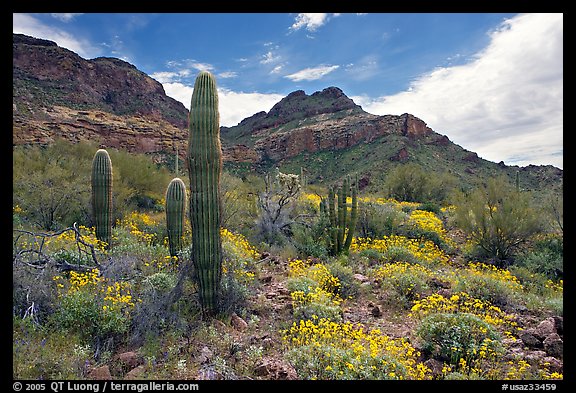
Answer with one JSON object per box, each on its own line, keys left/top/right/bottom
{"left": 402, "top": 113, "right": 432, "bottom": 138}
{"left": 391, "top": 147, "right": 410, "bottom": 162}
{"left": 231, "top": 313, "right": 248, "bottom": 332}
{"left": 116, "top": 351, "right": 143, "bottom": 370}
{"left": 353, "top": 273, "right": 369, "bottom": 283}
{"left": 124, "top": 365, "right": 146, "bottom": 380}
{"left": 424, "top": 359, "right": 444, "bottom": 377}
{"left": 222, "top": 144, "right": 259, "bottom": 163}
{"left": 88, "top": 365, "right": 112, "bottom": 380}
{"left": 253, "top": 357, "right": 297, "bottom": 380}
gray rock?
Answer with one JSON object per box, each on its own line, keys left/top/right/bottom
{"left": 519, "top": 328, "right": 543, "bottom": 348}
{"left": 524, "top": 350, "right": 547, "bottom": 364}
{"left": 542, "top": 356, "right": 563, "bottom": 374}
{"left": 534, "top": 318, "right": 557, "bottom": 340}
{"left": 543, "top": 333, "right": 563, "bottom": 358}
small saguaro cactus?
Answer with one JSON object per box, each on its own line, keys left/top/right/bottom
{"left": 91, "top": 148, "right": 113, "bottom": 248}
{"left": 320, "top": 175, "right": 358, "bottom": 256}
{"left": 165, "top": 177, "right": 186, "bottom": 257}
{"left": 187, "top": 70, "right": 223, "bottom": 314}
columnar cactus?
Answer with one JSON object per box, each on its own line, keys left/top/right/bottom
{"left": 91, "top": 149, "right": 113, "bottom": 248}
{"left": 165, "top": 178, "right": 186, "bottom": 257}
{"left": 322, "top": 175, "right": 358, "bottom": 256}
{"left": 187, "top": 71, "right": 223, "bottom": 314}
{"left": 300, "top": 167, "right": 307, "bottom": 187}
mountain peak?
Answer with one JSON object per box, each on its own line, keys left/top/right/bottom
{"left": 266, "top": 86, "right": 362, "bottom": 123}
{"left": 312, "top": 86, "right": 346, "bottom": 99}
{"left": 13, "top": 33, "right": 58, "bottom": 47}
{"left": 13, "top": 33, "right": 188, "bottom": 129}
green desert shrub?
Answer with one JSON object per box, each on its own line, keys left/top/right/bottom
{"left": 452, "top": 176, "right": 541, "bottom": 266}
{"left": 415, "top": 312, "right": 504, "bottom": 365}
{"left": 515, "top": 233, "right": 563, "bottom": 280}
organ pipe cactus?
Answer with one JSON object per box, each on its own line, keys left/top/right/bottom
{"left": 321, "top": 175, "right": 358, "bottom": 256}
{"left": 187, "top": 71, "right": 223, "bottom": 314}
{"left": 91, "top": 149, "right": 113, "bottom": 249}
{"left": 165, "top": 178, "right": 186, "bottom": 257}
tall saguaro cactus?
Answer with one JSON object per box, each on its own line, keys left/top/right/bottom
{"left": 91, "top": 149, "right": 113, "bottom": 248}
{"left": 166, "top": 178, "right": 186, "bottom": 257}
{"left": 187, "top": 71, "right": 223, "bottom": 314}
{"left": 320, "top": 175, "right": 358, "bottom": 256}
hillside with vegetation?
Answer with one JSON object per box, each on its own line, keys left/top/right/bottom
{"left": 13, "top": 138, "right": 563, "bottom": 381}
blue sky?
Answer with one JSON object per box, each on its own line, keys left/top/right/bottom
{"left": 13, "top": 13, "right": 563, "bottom": 169}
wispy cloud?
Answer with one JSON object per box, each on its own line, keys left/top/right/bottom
{"left": 353, "top": 13, "right": 563, "bottom": 169}
{"left": 285, "top": 65, "right": 340, "bottom": 81}
{"left": 13, "top": 13, "right": 101, "bottom": 59}
{"left": 345, "top": 55, "right": 379, "bottom": 81}
{"left": 161, "top": 82, "right": 283, "bottom": 127}
{"left": 150, "top": 71, "right": 186, "bottom": 84}
{"left": 290, "top": 13, "right": 339, "bottom": 32}
{"left": 218, "top": 71, "right": 238, "bottom": 79}
{"left": 261, "top": 50, "right": 280, "bottom": 65}
{"left": 50, "top": 13, "right": 84, "bottom": 22}
{"left": 155, "top": 59, "right": 215, "bottom": 83}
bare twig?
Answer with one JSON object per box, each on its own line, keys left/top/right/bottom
{"left": 13, "top": 223, "right": 103, "bottom": 272}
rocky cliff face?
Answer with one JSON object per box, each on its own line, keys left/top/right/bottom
{"left": 13, "top": 33, "right": 188, "bottom": 129}
{"left": 220, "top": 86, "right": 433, "bottom": 163}
{"left": 250, "top": 112, "right": 432, "bottom": 162}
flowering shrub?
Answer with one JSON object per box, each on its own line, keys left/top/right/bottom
{"left": 407, "top": 209, "right": 456, "bottom": 248}
{"left": 282, "top": 318, "right": 431, "bottom": 380}
{"left": 351, "top": 235, "right": 450, "bottom": 266}
{"left": 357, "top": 196, "right": 421, "bottom": 211}
{"left": 288, "top": 259, "right": 341, "bottom": 294}
{"left": 410, "top": 292, "right": 520, "bottom": 338}
{"left": 373, "top": 262, "right": 435, "bottom": 306}
{"left": 416, "top": 312, "right": 504, "bottom": 366}
{"left": 287, "top": 259, "right": 343, "bottom": 321}
{"left": 51, "top": 269, "right": 136, "bottom": 340}
{"left": 221, "top": 228, "right": 258, "bottom": 284}
{"left": 117, "top": 212, "right": 158, "bottom": 246}
{"left": 454, "top": 262, "right": 524, "bottom": 307}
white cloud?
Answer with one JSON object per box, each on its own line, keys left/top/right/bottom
{"left": 13, "top": 13, "right": 101, "bottom": 59}
{"left": 187, "top": 61, "right": 214, "bottom": 72}
{"left": 161, "top": 82, "right": 283, "bottom": 127}
{"left": 261, "top": 50, "right": 280, "bottom": 65}
{"left": 355, "top": 13, "right": 563, "bottom": 169}
{"left": 271, "top": 65, "right": 283, "bottom": 74}
{"left": 285, "top": 65, "right": 340, "bottom": 81}
{"left": 50, "top": 13, "right": 84, "bottom": 22}
{"left": 150, "top": 71, "right": 180, "bottom": 84}
{"left": 218, "top": 71, "right": 238, "bottom": 79}
{"left": 217, "top": 89, "right": 285, "bottom": 127}
{"left": 290, "top": 13, "right": 333, "bottom": 32}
